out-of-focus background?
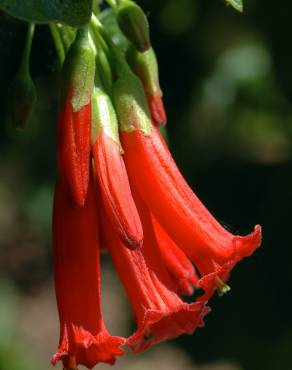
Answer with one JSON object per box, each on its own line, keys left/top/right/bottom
{"left": 0, "top": 0, "right": 291, "bottom": 369}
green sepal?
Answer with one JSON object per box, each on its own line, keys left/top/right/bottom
{"left": 112, "top": 66, "right": 151, "bottom": 135}
{"left": 117, "top": 0, "right": 150, "bottom": 52}
{"left": 225, "top": 0, "right": 243, "bottom": 13}
{"left": 61, "top": 27, "right": 96, "bottom": 112}
{"left": 91, "top": 86, "right": 123, "bottom": 152}
{"left": 126, "top": 45, "right": 161, "bottom": 96}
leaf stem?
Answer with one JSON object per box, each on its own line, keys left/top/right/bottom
{"left": 104, "top": 0, "right": 118, "bottom": 8}
{"left": 20, "top": 23, "right": 35, "bottom": 77}
{"left": 49, "top": 23, "right": 66, "bottom": 66}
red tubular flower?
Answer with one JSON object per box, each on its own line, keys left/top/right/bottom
{"left": 57, "top": 27, "right": 95, "bottom": 208}
{"left": 151, "top": 216, "right": 200, "bottom": 296}
{"left": 52, "top": 180, "right": 124, "bottom": 369}
{"left": 120, "top": 125, "right": 261, "bottom": 278}
{"left": 99, "top": 189, "right": 209, "bottom": 353}
{"left": 91, "top": 87, "right": 143, "bottom": 249}
{"left": 58, "top": 100, "right": 91, "bottom": 208}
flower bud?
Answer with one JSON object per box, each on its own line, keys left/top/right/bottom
{"left": 127, "top": 46, "right": 166, "bottom": 126}
{"left": 6, "top": 23, "right": 36, "bottom": 130}
{"left": 91, "top": 86, "right": 143, "bottom": 249}
{"left": 117, "top": 0, "right": 150, "bottom": 52}
{"left": 57, "top": 27, "right": 95, "bottom": 207}
{"left": 6, "top": 71, "right": 37, "bottom": 131}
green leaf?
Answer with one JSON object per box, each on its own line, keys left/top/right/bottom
{"left": 0, "top": 0, "right": 93, "bottom": 27}
{"left": 225, "top": 0, "right": 243, "bottom": 13}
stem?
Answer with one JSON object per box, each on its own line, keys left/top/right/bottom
{"left": 20, "top": 23, "right": 35, "bottom": 77}
{"left": 93, "top": 0, "right": 101, "bottom": 14}
{"left": 104, "top": 0, "right": 118, "bottom": 8}
{"left": 91, "top": 14, "right": 129, "bottom": 76}
{"left": 49, "top": 23, "right": 66, "bottom": 66}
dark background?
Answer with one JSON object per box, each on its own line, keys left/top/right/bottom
{"left": 0, "top": 1, "right": 291, "bottom": 369}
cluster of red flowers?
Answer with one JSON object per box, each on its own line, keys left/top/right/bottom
{"left": 52, "top": 3, "right": 261, "bottom": 370}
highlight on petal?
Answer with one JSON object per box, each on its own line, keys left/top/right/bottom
{"left": 57, "top": 100, "right": 91, "bottom": 208}
{"left": 92, "top": 131, "right": 143, "bottom": 249}
{"left": 52, "top": 180, "right": 124, "bottom": 369}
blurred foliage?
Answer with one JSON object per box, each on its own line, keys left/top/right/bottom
{"left": 1, "top": 0, "right": 292, "bottom": 370}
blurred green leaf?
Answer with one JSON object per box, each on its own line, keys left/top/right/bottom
{"left": 225, "top": 0, "right": 243, "bottom": 13}
{"left": 0, "top": 0, "right": 93, "bottom": 27}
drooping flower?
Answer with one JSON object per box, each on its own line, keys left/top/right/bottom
{"left": 52, "top": 180, "right": 124, "bottom": 369}
{"left": 57, "top": 27, "right": 95, "bottom": 208}
{"left": 117, "top": 0, "right": 151, "bottom": 53}
{"left": 99, "top": 187, "right": 209, "bottom": 353}
{"left": 111, "top": 57, "right": 261, "bottom": 298}
{"left": 120, "top": 125, "right": 261, "bottom": 293}
{"left": 91, "top": 85, "right": 143, "bottom": 249}
{"left": 51, "top": 9, "right": 262, "bottom": 369}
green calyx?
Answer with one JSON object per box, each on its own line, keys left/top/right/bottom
{"left": 90, "top": 13, "right": 151, "bottom": 136}
{"left": 61, "top": 26, "right": 96, "bottom": 112}
{"left": 112, "top": 68, "right": 151, "bottom": 135}
{"left": 117, "top": 0, "right": 150, "bottom": 52}
{"left": 91, "top": 86, "right": 123, "bottom": 153}
{"left": 127, "top": 45, "right": 161, "bottom": 96}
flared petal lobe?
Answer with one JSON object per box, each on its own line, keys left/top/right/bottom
{"left": 100, "top": 189, "right": 208, "bottom": 353}
{"left": 120, "top": 125, "right": 261, "bottom": 275}
{"left": 52, "top": 181, "right": 124, "bottom": 369}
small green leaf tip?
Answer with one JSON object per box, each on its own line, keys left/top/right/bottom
{"left": 225, "top": 0, "right": 243, "bottom": 13}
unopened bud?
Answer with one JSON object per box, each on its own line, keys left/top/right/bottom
{"left": 7, "top": 72, "right": 36, "bottom": 130}
{"left": 127, "top": 46, "right": 166, "bottom": 126}
{"left": 6, "top": 23, "right": 36, "bottom": 130}
{"left": 117, "top": 0, "right": 150, "bottom": 52}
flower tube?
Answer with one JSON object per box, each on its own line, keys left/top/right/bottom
{"left": 52, "top": 180, "right": 124, "bottom": 369}
{"left": 120, "top": 125, "right": 261, "bottom": 273}
{"left": 91, "top": 85, "right": 143, "bottom": 249}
